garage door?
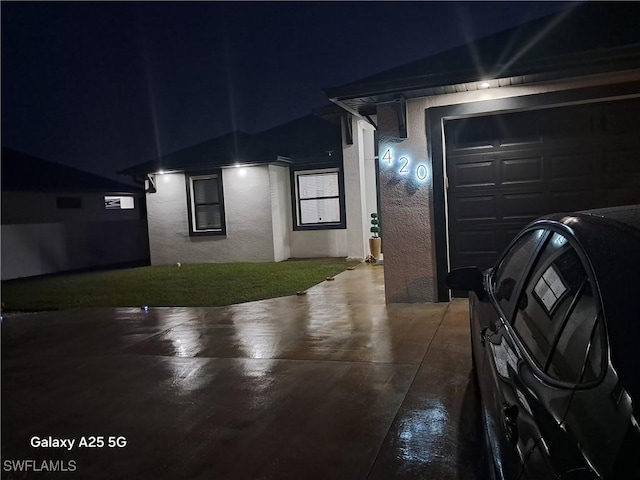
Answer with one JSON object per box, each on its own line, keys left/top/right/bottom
{"left": 445, "top": 97, "right": 640, "bottom": 271}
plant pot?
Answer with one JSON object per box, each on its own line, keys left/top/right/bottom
{"left": 369, "top": 237, "right": 382, "bottom": 261}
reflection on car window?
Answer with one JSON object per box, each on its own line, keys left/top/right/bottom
{"left": 512, "top": 232, "right": 602, "bottom": 384}
{"left": 493, "top": 229, "right": 544, "bottom": 319}
{"left": 549, "top": 286, "right": 601, "bottom": 383}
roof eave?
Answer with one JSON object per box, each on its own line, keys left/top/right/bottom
{"left": 326, "top": 45, "right": 640, "bottom": 109}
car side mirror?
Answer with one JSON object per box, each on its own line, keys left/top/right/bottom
{"left": 446, "top": 267, "right": 486, "bottom": 299}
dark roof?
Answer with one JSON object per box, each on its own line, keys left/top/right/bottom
{"left": 1, "top": 148, "right": 141, "bottom": 193}
{"left": 120, "top": 114, "right": 343, "bottom": 176}
{"left": 325, "top": 3, "right": 640, "bottom": 112}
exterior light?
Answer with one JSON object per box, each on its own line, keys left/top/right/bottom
{"left": 479, "top": 81, "right": 491, "bottom": 89}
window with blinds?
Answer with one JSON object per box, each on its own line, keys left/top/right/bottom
{"left": 293, "top": 168, "right": 345, "bottom": 230}
{"left": 187, "top": 172, "right": 226, "bottom": 235}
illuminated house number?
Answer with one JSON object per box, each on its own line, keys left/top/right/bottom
{"left": 382, "top": 149, "right": 429, "bottom": 182}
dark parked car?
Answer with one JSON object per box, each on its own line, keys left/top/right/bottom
{"left": 447, "top": 205, "right": 640, "bottom": 480}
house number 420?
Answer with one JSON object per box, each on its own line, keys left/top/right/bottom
{"left": 382, "top": 149, "right": 429, "bottom": 182}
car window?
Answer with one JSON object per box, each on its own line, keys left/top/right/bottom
{"left": 492, "top": 229, "right": 544, "bottom": 319}
{"left": 511, "top": 232, "right": 602, "bottom": 383}
{"left": 548, "top": 286, "right": 602, "bottom": 383}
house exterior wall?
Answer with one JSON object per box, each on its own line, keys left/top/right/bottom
{"left": 1, "top": 191, "right": 149, "bottom": 280}
{"left": 343, "top": 119, "right": 368, "bottom": 260}
{"left": 289, "top": 229, "right": 348, "bottom": 258}
{"left": 269, "top": 165, "right": 291, "bottom": 262}
{"left": 288, "top": 122, "right": 378, "bottom": 261}
{"left": 377, "top": 73, "right": 640, "bottom": 303}
{"left": 377, "top": 104, "right": 435, "bottom": 303}
{"left": 146, "top": 166, "right": 277, "bottom": 264}
{"left": 147, "top": 162, "right": 364, "bottom": 263}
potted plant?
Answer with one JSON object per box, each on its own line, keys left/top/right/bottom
{"left": 369, "top": 212, "right": 382, "bottom": 262}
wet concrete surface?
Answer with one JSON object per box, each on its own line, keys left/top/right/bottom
{"left": 1, "top": 265, "right": 485, "bottom": 480}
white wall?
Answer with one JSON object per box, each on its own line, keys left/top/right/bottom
{"left": 269, "top": 165, "right": 291, "bottom": 262}
{"left": 343, "top": 119, "right": 378, "bottom": 261}
{"left": 146, "top": 153, "right": 377, "bottom": 263}
{"left": 289, "top": 229, "right": 348, "bottom": 258}
{"left": 147, "top": 167, "right": 277, "bottom": 264}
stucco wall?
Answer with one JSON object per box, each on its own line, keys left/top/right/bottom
{"left": 269, "top": 165, "right": 291, "bottom": 262}
{"left": 146, "top": 157, "right": 374, "bottom": 263}
{"left": 1, "top": 220, "right": 149, "bottom": 280}
{"left": 146, "top": 166, "right": 276, "bottom": 264}
{"left": 343, "top": 119, "right": 369, "bottom": 260}
{"left": 289, "top": 229, "right": 348, "bottom": 258}
{"left": 377, "top": 104, "right": 435, "bottom": 304}
{"left": 377, "top": 74, "right": 640, "bottom": 303}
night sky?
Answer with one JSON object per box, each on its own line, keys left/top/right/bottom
{"left": 2, "top": 1, "right": 573, "bottom": 180}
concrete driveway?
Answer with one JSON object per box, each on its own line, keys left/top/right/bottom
{"left": 1, "top": 265, "right": 484, "bottom": 480}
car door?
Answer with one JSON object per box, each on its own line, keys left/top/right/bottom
{"left": 474, "top": 228, "right": 546, "bottom": 480}
{"left": 483, "top": 229, "right": 601, "bottom": 479}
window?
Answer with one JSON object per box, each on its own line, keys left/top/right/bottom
{"left": 511, "top": 231, "right": 603, "bottom": 384}
{"left": 104, "top": 196, "right": 135, "bottom": 210}
{"left": 293, "top": 168, "right": 345, "bottom": 230}
{"left": 492, "top": 229, "right": 544, "bottom": 319}
{"left": 186, "top": 172, "right": 226, "bottom": 236}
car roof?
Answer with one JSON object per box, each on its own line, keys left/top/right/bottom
{"left": 542, "top": 204, "right": 640, "bottom": 253}
{"left": 579, "top": 204, "right": 640, "bottom": 231}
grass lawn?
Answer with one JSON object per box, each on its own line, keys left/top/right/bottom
{"left": 1, "top": 258, "right": 359, "bottom": 311}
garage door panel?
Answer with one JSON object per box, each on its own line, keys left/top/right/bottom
{"left": 446, "top": 98, "right": 640, "bottom": 271}
{"left": 549, "top": 191, "right": 596, "bottom": 212}
{"left": 549, "top": 153, "right": 594, "bottom": 181}
{"left": 502, "top": 193, "right": 546, "bottom": 219}
{"left": 542, "top": 105, "right": 596, "bottom": 139}
{"left": 456, "top": 230, "right": 499, "bottom": 256}
{"left": 602, "top": 148, "right": 640, "bottom": 171}
{"left": 603, "top": 103, "right": 640, "bottom": 134}
{"left": 502, "top": 157, "right": 544, "bottom": 186}
{"left": 596, "top": 187, "right": 640, "bottom": 207}
{"left": 451, "top": 160, "right": 497, "bottom": 189}
{"left": 452, "top": 223, "right": 533, "bottom": 270}
{"left": 452, "top": 195, "right": 498, "bottom": 221}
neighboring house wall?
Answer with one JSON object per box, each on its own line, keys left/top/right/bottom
{"left": 376, "top": 73, "right": 640, "bottom": 303}
{"left": 1, "top": 191, "right": 149, "bottom": 280}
